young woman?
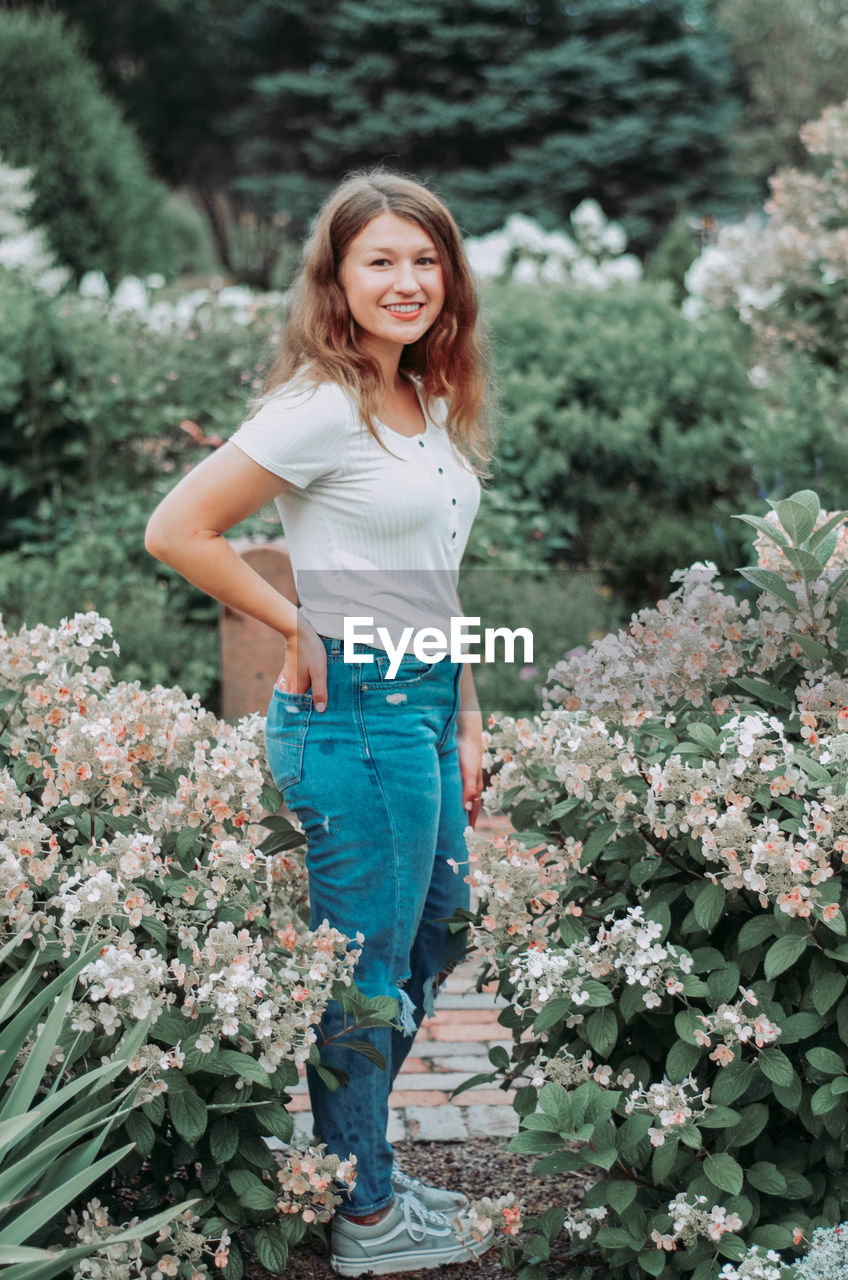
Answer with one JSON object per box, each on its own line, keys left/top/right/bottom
{"left": 145, "top": 170, "right": 493, "bottom": 1275}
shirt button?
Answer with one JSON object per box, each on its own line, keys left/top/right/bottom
{"left": 451, "top": 498, "right": 456, "bottom": 505}
{"left": 438, "top": 467, "right": 444, "bottom": 474}
{"left": 451, "top": 532, "right": 456, "bottom": 539}
{"left": 418, "top": 440, "right": 425, "bottom": 447}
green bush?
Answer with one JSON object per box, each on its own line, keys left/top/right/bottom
{"left": 0, "top": 267, "right": 277, "bottom": 550}
{"left": 745, "top": 356, "right": 848, "bottom": 510}
{"left": 0, "top": 10, "right": 175, "bottom": 285}
{"left": 485, "top": 280, "right": 760, "bottom": 602}
{"left": 0, "top": 495, "right": 220, "bottom": 705}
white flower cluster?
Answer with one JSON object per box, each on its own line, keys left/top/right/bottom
{"left": 0, "top": 611, "right": 360, "bottom": 1081}
{"left": 64, "top": 1197, "right": 212, "bottom": 1280}
{"left": 275, "top": 1144, "right": 357, "bottom": 1223}
{"left": 560, "top": 1205, "right": 609, "bottom": 1241}
{"left": 624, "top": 1076, "right": 712, "bottom": 1146}
{"left": 543, "top": 563, "right": 750, "bottom": 724}
{"left": 795, "top": 1222, "right": 848, "bottom": 1280}
{"left": 693, "top": 989, "right": 782, "bottom": 1068}
{"left": 652, "top": 1193, "right": 742, "bottom": 1250}
{"left": 683, "top": 98, "right": 848, "bottom": 367}
{"left": 464, "top": 202, "right": 642, "bottom": 288}
{"left": 0, "top": 154, "right": 70, "bottom": 294}
{"left": 458, "top": 826, "right": 582, "bottom": 960}
{"left": 719, "top": 1246, "right": 786, "bottom": 1280}
{"left": 76, "top": 269, "right": 286, "bottom": 333}
{"left": 508, "top": 906, "right": 693, "bottom": 1017}
{"left": 530, "top": 1048, "right": 635, "bottom": 1092}
{"left": 451, "top": 1194, "right": 522, "bottom": 1243}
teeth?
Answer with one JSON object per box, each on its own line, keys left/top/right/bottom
{"left": 386, "top": 304, "right": 422, "bottom": 313}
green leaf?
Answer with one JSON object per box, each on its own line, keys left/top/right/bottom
{"left": 810, "top": 1082, "right": 840, "bottom": 1115}
{"left": 255, "top": 1226, "right": 288, "bottom": 1273}
{"left": 586, "top": 1008, "right": 618, "bottom": 1058}
{"left": 532, "top": 997, "right": 573, "bottom": 1033}
{"left": 693, "top": 881, "right": 725, "bottom": 933}
{"left": 123, "top": 1109, "right": 155, "bottom": 1156}
{"left": 666, "top": 1039, "right": 700, "bottom": 1083}
{"left": 229, "top": 1168, "right": 277, "bottom": 1211}
{"left": 210, "top": 1118, "right": 240, "bottom": 1164}
{"left": 747, "top": 1162, "right": 787, "bottom": 1195}
{"left": 698, "top": 1106, "right": 740, "bottom": 1129}
{"left": 808, "top": 509, "right": 847, "bottom": 553}
{"left": 774, "top": 492, "right": 819, "bottom": 542}
{"left": 606, "top": 1181, "right": 637, "bottom": 1214}
{"left": 813, "top": 971, "right": 847, "bottom": 1015}
{"left": 806, "top": 1046, "right": 846, "bottom": 1076}
{"left": 342, "top": 1040, "right": 388, "bottom": 1070}
{"left": 508, "top": 1131, "right": 564, "bottom": 1155}
{"left": 651, "top": 1136, "right": 678, "bottom": 1184}
{"left": 738, "top": 568, "right": 799, "bottom": 610}
{"left": 779, "top": 1011, "right": 823, "bottom": 1043}
{"left": 538, "top": 1082, "right": 573, "bottom": 1129}
{"left": 260, "top": 783, "right": 284, "bottom": 813}
{"left": 764, "top": 934, "right": 808, "bottom": 979}
{"left": 750, "top": 1225, "right": 797, "bottom": 1250}
{"left": 729, "top": 677, "right": 793, "bottom": 711}
{"left": 711, "top": 1061, "right": 755, "bottom": 1106}
{"left": 782, "top": 547, "right": 826, "bottom": 579}
{"left": 704, "top": 1152, "right": 743, "bottom": 1196}
{"left": 730, "top": 1103, "right": 769, "bottom": 1147}
{"left": 168, "top": 1082, "right": 207, "bottom": 1145}
{"left": 581, "top": 822, "right": 616, "bottom": 864}
{"left": 734, "top": 513, "right": 790, "bottom": 547}
{"left": 216, "top": 1050, "right": 272, "bottom": 1088}
{"left": 637, "top": 1249, "right": 666, "bottom": 1276}
{"left": 758, "top": 1048, "right": 795, "bottom": 1087}
{"left": 716, "top": 1233, "right": 747, "bottom": 1262}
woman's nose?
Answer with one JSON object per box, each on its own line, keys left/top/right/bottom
{"left": 392, "top": 260, "right": 420, "bottom": 292}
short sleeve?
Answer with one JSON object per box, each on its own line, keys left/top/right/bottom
{"left": 228, "top": 381, "right": 353, "bottom": 489}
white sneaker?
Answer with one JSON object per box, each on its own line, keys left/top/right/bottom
{"left": 331, "top": 1191, "right": 494, "bottom": 1276}
{"left": 391, "top": 1166, "right": 469, "bottom": 1213}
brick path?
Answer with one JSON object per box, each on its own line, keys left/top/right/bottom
{"left": 285, "top": 955, "right": 519, "bottom": 1144}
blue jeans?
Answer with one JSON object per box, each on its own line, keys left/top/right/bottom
{"left": 264, "top": 636, "right": 470, "bottom": 1215}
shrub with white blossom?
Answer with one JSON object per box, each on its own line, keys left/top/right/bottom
{"left": 456, "top": 489, "right": 848, "bottom": 1280}
{"left": 684, "top": 98, "right": 848, "bottom": 371}
{"left": 464, "top": 200, "right": 642, "bottom": 289}
{"left": 0, "top": 613, "right": 393, "bottom": 1277}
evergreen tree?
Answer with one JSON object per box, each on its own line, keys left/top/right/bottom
{"left": 241, "top": 0, "right": 742, "bottom": 244}
{"left": 0, "top": 10, "right": 174, "bottom": 283}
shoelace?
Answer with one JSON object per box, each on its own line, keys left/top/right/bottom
{"left": 395, "top": 1190, "right": 455, "bottom": 1242}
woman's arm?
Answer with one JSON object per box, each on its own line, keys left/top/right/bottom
{"left": 144, "top": 442, "right": 328, "bottom": 708}
{"left": 456, "top": 639, "right": 484, "bottom": 829}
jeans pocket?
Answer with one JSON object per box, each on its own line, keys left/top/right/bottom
{"left": 265, "top": 688, "right": 312, "bottom": 790}
{"left": 365, "top": 653, "right": 434, "bottom": 687}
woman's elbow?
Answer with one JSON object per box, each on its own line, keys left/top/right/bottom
{"left": 144, "top": 510, "right": 172, "bottom": 563}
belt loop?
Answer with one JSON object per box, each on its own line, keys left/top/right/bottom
{"left": 331, "top": 636, "right": 342, "bottom": 655}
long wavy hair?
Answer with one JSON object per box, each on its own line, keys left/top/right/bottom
{"left": 257, "top": 169, "right": 492, "bottom": 475}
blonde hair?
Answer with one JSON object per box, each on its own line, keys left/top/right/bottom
{"left": 258, "top": 169, "right": 492, "bottom": 475}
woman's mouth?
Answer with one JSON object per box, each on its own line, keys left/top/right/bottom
{"left": 383, "top": 303, "right": 425, "bottom": 317}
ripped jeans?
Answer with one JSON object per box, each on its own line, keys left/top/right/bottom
{"left": 264, "top": 635, "right": 470, "bottom": 1215}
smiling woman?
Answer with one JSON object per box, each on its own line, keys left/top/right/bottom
{"left": 143, "top": 170, "right": 496, "bottom": 1276}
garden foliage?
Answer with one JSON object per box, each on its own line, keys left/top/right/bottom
{"left": 685, "top": 98, "right": 848, "bottom": 372}
{"left": 0, "top": 613, "right": 397, "bottom": 1278}
{"left": 459, "top": 490, "right": 848, "bottom": 1278}
{"left": 484, "top": 279, "right": 759, "bottom": 599}
{"left": 0, "top": 10, "right": 175, "bottom": 285}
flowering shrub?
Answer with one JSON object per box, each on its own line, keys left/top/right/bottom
{"left": 465, "top": 201, "right": 642, "bottom": 288}
{"left": 0, "top": 612, "right": 392, "bottom": 1278}
{"left": 685, "top": 98, "right": 848, "bottom": 371}
{"left": 458, "top": 489, "right": 848, "bottom": 1279}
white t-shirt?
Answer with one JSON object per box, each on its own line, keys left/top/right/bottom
{"left": 228, "top": 377, "right": 481, "bottom": 649}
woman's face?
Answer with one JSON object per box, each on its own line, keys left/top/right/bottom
{"left": 338, "top": 211, "right": 446, "bottom": 356}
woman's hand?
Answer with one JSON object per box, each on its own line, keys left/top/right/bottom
{"left": 457, "top": 709, "right": 484, "bottom": 828}
{"left": 275, "top": 618, "right": 329, "bottom": 711}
